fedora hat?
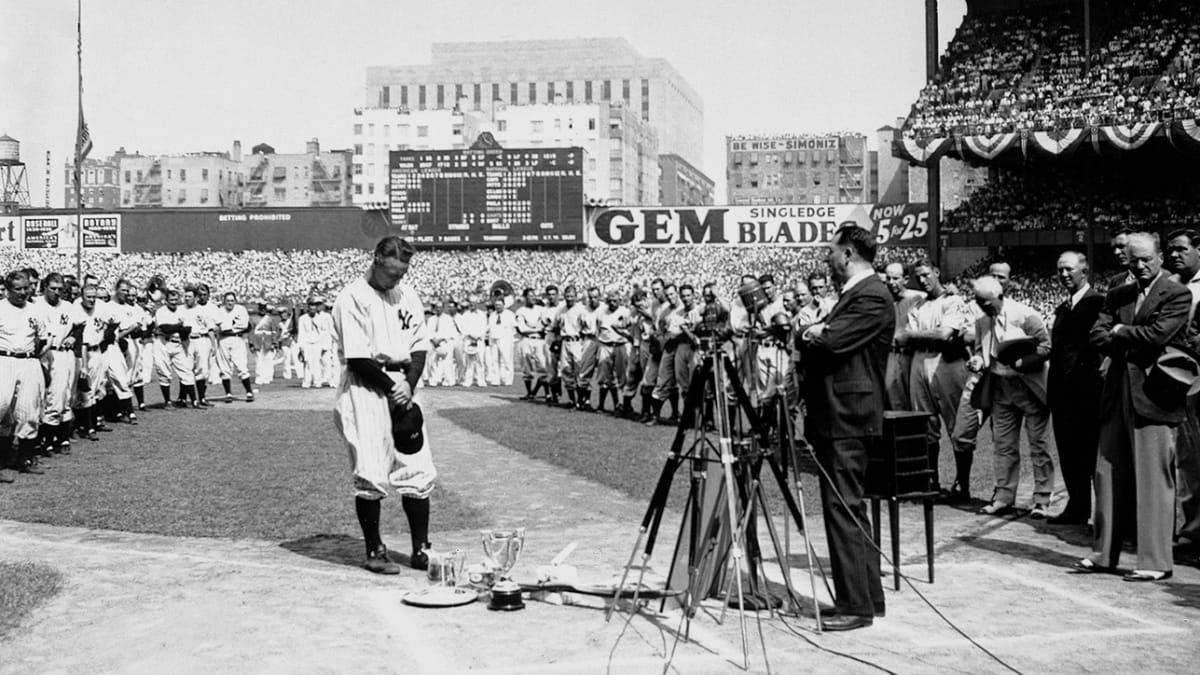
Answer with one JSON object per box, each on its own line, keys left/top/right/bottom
{"left": 1144, "top": 345, "right": 1200, "bottom": 410}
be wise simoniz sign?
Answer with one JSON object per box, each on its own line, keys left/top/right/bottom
{"left": 586, "top": 204, "right": 930, "bottom": 247}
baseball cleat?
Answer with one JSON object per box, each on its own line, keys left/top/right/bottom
{"left": 246, "top": 392, "right": 255, "bottom": 402}
{"left": 364, "top": 546, "right": 402, "bottom": 575}
{"left": 225, "top": 394, "right": 233, "bottom": 403}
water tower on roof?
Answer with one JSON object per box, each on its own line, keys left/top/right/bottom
{"left": 0, "top": 134, "right": 31, "bottom": 216}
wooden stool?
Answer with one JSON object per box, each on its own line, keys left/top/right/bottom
{"left": 865, "top": 411, "right": 937, "bottom": 591}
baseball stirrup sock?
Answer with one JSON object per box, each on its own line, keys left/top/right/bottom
{"left": 196, "top": 379, "right": 207, "bottom": 401}
{"left": 355, "top": 497, "right": 383, "bottom": 554}
{"left": 133, "top": 385, "right": 144, "bottom": 406}
{"left": 160, "top": 385, "right": 172, "bottom": 404}
{"left": 241, "top": 377, "right": 253, "bottom": 393}
{"left": 401, "top": 496, "right": 430, "bottom": 553}
{"left": 222, "top": 378, "right": 232, "bottom": 395}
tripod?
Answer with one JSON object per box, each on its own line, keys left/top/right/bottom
{"left": 607, "top": 337, "right": 827, "bottom": 668}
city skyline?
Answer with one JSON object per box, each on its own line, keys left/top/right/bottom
{"left": 1, "top": 0, "right": 967, "bottom": 207}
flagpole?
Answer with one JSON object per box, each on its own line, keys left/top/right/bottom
{"left": 75, "top": 0, "right": 83, "bottom": 280}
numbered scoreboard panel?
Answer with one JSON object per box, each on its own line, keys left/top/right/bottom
{"left": 389, "top": 147, "right": 585, "bottom": 246}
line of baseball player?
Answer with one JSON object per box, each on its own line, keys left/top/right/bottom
{"left": 0, "top": 268, "right": 259, "bottom": 479}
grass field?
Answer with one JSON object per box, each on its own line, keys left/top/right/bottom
{"left": 0, "top": 390, "right": 487, "bottom": 540}
{"left": 0, "top": 376, "right": 1063, "bottom": 542}
{"left": 0, "top": 562, "right": 63, "bottom": 640}
{"left": 441, "top": 386, "right": 1060, "bottom": 521}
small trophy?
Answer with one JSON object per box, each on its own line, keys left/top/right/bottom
{"left": 481, "top": 528, "right": 526, "bottom": 611}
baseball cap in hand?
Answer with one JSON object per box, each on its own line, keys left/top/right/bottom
{"left": 392, "top": 402, "right": 425, "bottom": 455}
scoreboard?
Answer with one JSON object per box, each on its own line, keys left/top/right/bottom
{"left": 389, "top": 147, "right": 585, "bottom": 246}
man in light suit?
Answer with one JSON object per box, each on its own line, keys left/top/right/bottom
{"left": 969, "top": 276, "right": 1053, "bottom": 517}
{"left": 1081, "top": 232, "right": 1191, "bottom": 582}
{"left": 1047, "top": 251, "right": 1104, "bottom": 525}
{"left": 800, "top": 224, "right": 894, "bottom": 631}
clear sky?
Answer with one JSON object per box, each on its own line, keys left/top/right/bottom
{"left": 1, "top": 0, "right": 966, "bottom": 207}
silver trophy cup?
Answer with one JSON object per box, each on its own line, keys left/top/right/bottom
{"left": 481, "top": 528, "right": 526, "bottom": 610}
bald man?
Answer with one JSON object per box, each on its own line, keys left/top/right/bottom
{"left": 970, "top": 275, "right": 1053, "bottom": 518}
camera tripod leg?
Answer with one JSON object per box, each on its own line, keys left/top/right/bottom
{"left": 611, "top": 359, "right": 715, "bottom": 623}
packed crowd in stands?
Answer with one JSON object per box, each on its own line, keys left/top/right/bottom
{"left": 905, "top": 0, "right": 1200, "bottom": 138}
{"left": 0, "top": 246, "right": 926, "bottom": 311}
{"left": 942, "top": 159, "right": 1200, "bottom": 234}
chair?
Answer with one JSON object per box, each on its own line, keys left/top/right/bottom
{"left": 865, "top": 410, "right": 937, "bottom": 591}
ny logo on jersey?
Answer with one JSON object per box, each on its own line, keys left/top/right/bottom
{"left": 60, "top": 314, "right": 69, "bottom": 325}
{"left": 397, "top": 308, "right": 415, "bottom": 330}
{"left": 29, "top": 317, "right": 40, "bottom": 332}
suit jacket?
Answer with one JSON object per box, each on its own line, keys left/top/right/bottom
{"left": 802, "top": 274, "right": 895, "bottom": 439}
{"left": 1048, "top": 288, "right": 1104, "bottom": 411}
{"left": 974, "top": 298, "right": 1051, "bottom": 406}
{"left": 1090, "top": 274, "right": 1192, "bottom": 425}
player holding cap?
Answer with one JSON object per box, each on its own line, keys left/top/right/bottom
{"left": 332, "top": 236, "right": 436, "bottom": 574}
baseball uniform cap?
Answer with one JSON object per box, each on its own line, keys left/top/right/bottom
{"left": 392, "top": 402, "right": 425, "bottom": 455}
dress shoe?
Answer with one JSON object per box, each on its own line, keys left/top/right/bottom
{"left": 1048, "top": 512, "right": 1089, "bottom": 525}
{"left": 363, "top": 546, "right": 402, "bottom": 575}
{"left": 1123, "top": 570, "right": 1172, "bottom": 582}
{"left": 940, "top": 482, "right": 972, "bottom": 505}
{"left": 820, "top": 614, "right": 873, "bottom": 631}
{"left": 1070, "top": 558, "right": 1111, "bottom": 574}
{"left": 978, "top": 501, "right": 1013, "bottom": 516}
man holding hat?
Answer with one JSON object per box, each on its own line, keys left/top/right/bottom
{"left": 1080, "top": 232, "right": 1191, "bottom": 582}
{"left": 968, "top": 275, "right": 1053, "bottom": 518}
{"left": 332, "top": 235, "right": 435, "bottom": 574}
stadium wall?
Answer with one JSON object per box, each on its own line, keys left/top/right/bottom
{"left": 18, "top": 207, "right": 387, "bottom": 253}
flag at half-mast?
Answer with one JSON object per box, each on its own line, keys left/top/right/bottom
{"left": 76, "top": 103, "right": 92, "bottom": 161}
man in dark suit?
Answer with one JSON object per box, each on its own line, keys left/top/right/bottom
{"left": 1047, "top": 251, "right": 1104, "bottom": 525}
{"left": 1106, "top": 227, "right": 1134, "bottom": 290}
{"left": 1082, "top": 232, "right": 1191, "bottom": 581}
{"left": 800, "top": 225, "right": 894, "bottom": 630}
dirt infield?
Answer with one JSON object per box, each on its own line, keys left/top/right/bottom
{"left": 2, "top": 387, "right": 1199, "bottom": 674}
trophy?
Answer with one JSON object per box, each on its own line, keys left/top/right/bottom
{"left": 481, "top": 528, "right": 526, "bottom": 611}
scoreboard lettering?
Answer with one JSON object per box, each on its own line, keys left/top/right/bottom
{"left": 389, "top": 147, "right": 585, "bottom": 246}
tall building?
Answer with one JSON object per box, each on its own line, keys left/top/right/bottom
{"left": 364, "top": 38, "right": 704, "bottom": 169}
{"left": 64, "top": 148, "right": 135, "bottom": 209}
{"left": 351, "top": 107, "right": 488, "bottom": 205}
{"left": 352, "top": 100, "right": 659, "bottom": 206}
{"left": 725, "top": 133, "right": 870, "bottom": 205}
{"left": 658, "top": 153, "right": 714, "bottom": 206}
{"left": 120, "top": 146, "right": 244, "bottom": 208}
{"left": 242, "top": 139, "right": 353, "bottom": 207}
{"left": 490, "top": 101, "right": 658, "bottom": 205}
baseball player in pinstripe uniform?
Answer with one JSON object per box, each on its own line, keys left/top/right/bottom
{"left": 0, "top": 271, "right": 48, "bottom": 481}
{"left": 332, "top": 236, "right": 435, "bottom": 574}
{"left": 76, "top": 284, "right": 115, "bottom": 440}
{"left": 103, "top": 279, "right": 140, "bottom": 424}
{"left": 215, "top": 291, "right": 255, "bottom": 402}
{"left": 37, "top": 273, "right": 85, "bottom": 455}
{"left": 181, "top": 285, "right": 216, "bottom": 406}
{"left": 154, "top": 289, "right": 198, "bottom": 408}
{"left": 515, "top": 288, "right": 547, "bottom": 399}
